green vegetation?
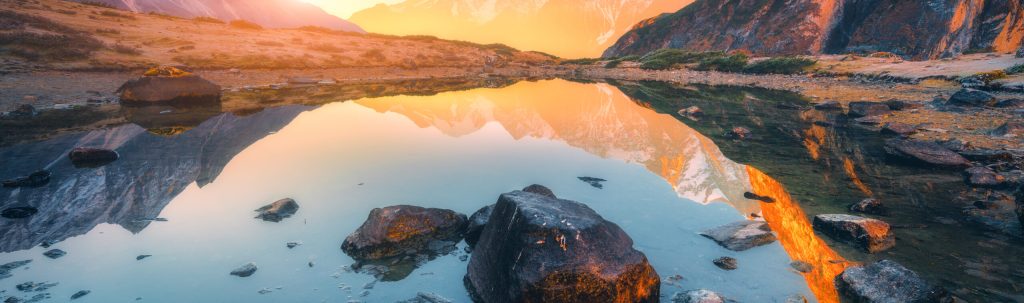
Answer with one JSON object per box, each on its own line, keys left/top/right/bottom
{"left": 743, "top": 56, "right": 817, "bottom": 74}
{"left": 638, "top": 49, "right": 728, "bottom": 70}
{"left": 1005, "top": 63, "right": 1024, "bottom": 75}
{"left": 561, "top": 58, "right": 601, "bottom": 65}
{"left": 694, "top": 53, "right": 749, "bottom": 72}
{"left": 0, "top": 10, "right": 104, "bottom": 61}
{"left": 604, "top": 55, "right": 639, "bottom": 68}
{"left": 229, "top": 20, "right": 263, "bottom": 30}
{"left": 971, "top": 70, "right": 1007, "bottom": 83}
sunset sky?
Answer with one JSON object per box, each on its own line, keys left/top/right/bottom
{"left": 303, "top": 0, "right": 403, "bottom": 18}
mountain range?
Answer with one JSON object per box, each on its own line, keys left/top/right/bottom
{"left": 73, "top": 0, "right": 364, "bottom": 32}
{"left": 605, "top": 0, "right": 1024, "bottom": 60}
{"left": 349, "top": 0, "right": 691, "bottom": 58}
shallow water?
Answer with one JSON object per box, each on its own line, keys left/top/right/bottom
{"left": 0, "top": 79, "right": 1020, "bottom": 302}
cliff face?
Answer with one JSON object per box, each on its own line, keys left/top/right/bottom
{"left": 73, "top": 0, "right": 365, "bottom": 32}
{"left": 605, "top": 0, "right": 1024, "bottom": 60}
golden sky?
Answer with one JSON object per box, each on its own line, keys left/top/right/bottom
{"left": 302, "top": 0, "right": 403, "bottom": 18}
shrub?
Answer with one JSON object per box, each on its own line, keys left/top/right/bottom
{"left": 638, "top": 49, "right": 728, "bottom": 70}
{"left": 229, "top": 20, "right": 263, "bottom": 30}
{"left": 604, "top": 55, "right": 639, "bottom": 68}
{"left": 1005, "top": 64, "right": 1024, "bottom": 75}
{"left": 694, "top": 53, "right": 749, "bottom": 72}
{"left": 193, "top": 16, "right": 224, "bottom": 24}
{"left": 743, "top": 56, "right": 817, "bottom": 74}
{"left": 561, "top": 58, "right": 601, "bottom": 65}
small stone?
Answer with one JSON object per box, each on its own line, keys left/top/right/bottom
{"left": 849, "top": 198, "right": 885, "bottom": 215}
{"left": 881, "top": 122, "right": 917, "bottom": 136}
{"left": 813, "top": 214, "right": 895, "bottom": 253}
{"left": 42, "top": 249, "right": 65, "bottom": 259}
{"left": 965, "top": 166, "right": 1006, "bottom": 188}
{"left": 994, "top": 98, "right": 1024, "bottom": 108}
{"left": 848, "top": 102, "right": 891, "bottom": 117}
{"left": 70, "top": 290, "right": 90, "bottom": 300}
{"left": 254, "top": 198, "right": 299, "bottom": 222}
{"left": 884, "top": 100, "right": 923, "bottom": 111}
{"left": 991, "top": 121, "right": 1023, "bottom": 137}
{"left": 712, "top": 257, "right": 737, "bottom": 270}
{"left": 68, "top": 147, "right": 119, "bottom": 168}
{"left": 726, "top": 127, "right": 752, "bottom": 139}
{"left": 230, "top": 262, "right": 257, "bottom": 277}
{"left": 836, "top": 260, "right": 941, "bottom": 302}
{"left": 396, "top": 292, "right": 452, "bottom": 303}
{"left": 790, "top": 261, "right": 813, "bottom": 273}
{"left": 701, "top": 221, "right": 777, "bottom": 251}
{"left": 743, "top": 192, "right": 774, "bottom": 203}
{"left": 679, "top": 106, "right": 702, "bottom": 116}
{"left": 136, "top": 255, "right": 152, "bottom": 261}
{"left": 286, "top": 242, "right": 301, "bottom": 249}
{"left": 577, "top": 176, "right": 606, "bottom": 189}
{"left": 1, "top": 170, "right": 51, "bottom": 188}
{"left": 671, "top": 289, "right": 729, "bottom": 303}
{"left": 884, "top": 139, "right": 970, "bottom": 168}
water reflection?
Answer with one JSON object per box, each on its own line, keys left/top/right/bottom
{"left": 0, "top": 79, "right": 896, "bottom": 302}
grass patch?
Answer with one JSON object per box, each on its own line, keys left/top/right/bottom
{"left": 694, "top": 53, "right": 749, "bottom": 72}
{"left": 229, "top": 20, "right": 263, "bottom": 30}
{"left": 604, "top": 55, "right": 639, "bottom": 68}
{"left": 0, "top": 10, "right": 104, "bottom": 61}
{"left": 193, "top": 16, "right": 224, "bottom": 24}
{"left": 743, "top": 56, "right": 816, "bottom": 74}
{"left": 99, "top": 10, "right": 135, "bottom": 20}
{"left": 638, "top": 49, "right": 728, "bottom": 70}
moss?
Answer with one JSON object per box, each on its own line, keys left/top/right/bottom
{"left": 743, "top": 56, "right": 817, "bottom": 75}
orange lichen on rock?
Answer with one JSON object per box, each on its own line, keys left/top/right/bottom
{"left": 143, "top": 66, "right": 192, "bottom": 77}
{"left": 747, "top": 166, "right": 850, "bottom": 303}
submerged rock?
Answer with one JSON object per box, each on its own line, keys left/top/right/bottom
{"left": 726, "top": 127, "right": 752, "bottom": 140}
{"left": 743, "top": 192, "right": 775, "bottom": 203}
{"left": 948, "top": 88, "right": 997, "bottom": 107}
{"left": 671, "top": 289, "right": 731, "bottom": 303}
{"left": 0, "top": 260, "right": 32, "bottom": 280}
{"left": 396, "top": 292, "right": 453, "bottom": 303}
{"left": 836, "top": 260, "right": 940, "bottom": 303}
{"left": 136, "top": 255, "right": 151, "bottom": 261}
{"left": 1, "top": 207, "right": 38, "bottom": 219}
{"left": 701, "top": 221, "right": 777, "bottom": 251}
{"left": 466, "top": 185, "right": 555, "bottom": 248}
{"left": 230, "top": 262, "right": 257, "bottom": 277}
{"left": 712, "top": 257, "right": 737, "bottom": 270}
{"left": 342, "top": 205, "right": 467, "bottom": 261}
{"left": 848, "top": 102, "right": 891, "bottom": 117}
{"left": 884, "top": 139, "right": 970, "bottom": 168}
{"left": 1, "top": 170, "right": 51, "bottom": 188}
{"left": 465, "top": 190, "right": 659, "bottom": 303}
{"left": 790, "top": 260, "right": 813, "bottom": 273}
{"left": 254, "top": 198, "right": 299, "bottom": 222}
{"left": 577, "top": 176, "right": 607, "bottom": 189}
{"left": 117, "top": 67, "right": 221, "bottom": 104}
{"left": 70, "top": 290, "right": 90, "bottom": 300}
{"left": 965, "top": 166, "right": 1006, "bottom": 188}
{"left": 991, "top": 121, "right": 1023, "bottom": 137}
{"left": 42, "top": 249, "right": 65, "bottom": 259}
{"left": 813, "top": 214, "right": 895, "bottom": 253}
{"left": 68, "top": 148, "right": 119, "bottom": 168}
{"left": 849, "top": 198, "right": 886, "bottom": 215}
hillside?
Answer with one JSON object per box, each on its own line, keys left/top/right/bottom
{"left": 69, "top": 0, "right": 364, "bottom": 32}
{"left": 604, "top": 0, "right": 1024, "bottom": 60}
{"left": 349, "top": 0, "right": 690, "bottom": 58}
{"left": 0, "top": 0, "right": 556, "bottom": 73}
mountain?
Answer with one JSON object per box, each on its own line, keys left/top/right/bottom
{"left": 73, "top": 0, "right": 365, "bottom": 32}
{"left": 605, "top": 0, "right": 1024, "bottom": 60}
{"left": 349, "top": 0, "right": 691, "bottom": 58}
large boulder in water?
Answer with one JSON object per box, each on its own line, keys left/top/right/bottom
{"left": 117, "top": 67, "right": 221, "bottom": 104}
{"left": 342, "top": 205, "right": 467, "bottom": 261}
{"left": 465, "top": 191, "right": 659, "bottom": 303}
{"left": 836, "top": 260, "right": 943, "bottom": 302}
{"left": 465, "top": 184, "right": 556, "bottom": 248}
{"left": 700, "top": 220, "right": 777, "bottom": 251}
{"left": 254, "top": 198, "right": 299, "bottom": 222}
{"left": 813, "top": 214, "right": 895, "bottom": 253}
{"left": 884, "top": 139, "right": 970, "bottom": 168}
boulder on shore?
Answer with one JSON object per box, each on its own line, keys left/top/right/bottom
{"left": 671, "top": 289, "right": 730, "bottom": 303}
{"left": 881, "top": 122, "right": 917, "bottom": 136}
{"left": 68, "top": 147, "right": 119, "bottom": 168}
{"left": 254, "top": 198, "right": 299, "bottom": 222}
{"left": 342, "top": 205, "right": 467, "bottom": 261}
{"left": 701, "top": 221, "right": 777, "bottom": 251}
{"left": 813, "top": 214, "right": 894, "bottom": 253}
{"left": 466, "top": 185, "right": 556, "bottom": 248}
{"left": 465, "top": 191, "right": 659, "bottom": 303}
{"left": 848, "top": 102, "right": 891, "bottom": 117}
{"left": 836, "top": 260, "right": 943, "bottom": 303}
{"left": 948, "top": 88, "right": 997, "bottom": 107}
{"left": 117, "top": 67, "right": 221, "bottom": 104}
{"left": 884, "top": 139, "right": 970, "bottom": 168}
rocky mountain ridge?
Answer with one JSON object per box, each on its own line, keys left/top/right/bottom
{"left": 72, "top": 0, "right": 364, "bottom": 32}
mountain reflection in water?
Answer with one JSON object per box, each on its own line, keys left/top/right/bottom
{"left": 1, "top": 79, "right": 850, "bottom": 302}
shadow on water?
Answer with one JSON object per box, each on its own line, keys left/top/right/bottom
{"left": 609, "top": 80, "right": 1024, "bottom": 302}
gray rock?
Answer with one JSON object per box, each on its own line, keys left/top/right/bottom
{"left": 671, "top": 289, "right": 731, "bottom": 303}
{"left": 884, "top": 139, "right": 970, "bottom": 168}
{"left": 991, "top": 121, "right": 1023, "bottom": 137}
{"left": 577, "top": 176, "right": 606, "bottom": 189}
{"left": 836, "top": 260, "right": 939, "bottom": 303}
{"left": 881, "top": 122, "right": 917, "bottom": 136}
{"left": 712, "top": 257, "right": 737, "bottom": 270}
{"left": 994, "top": 99, "right": 1024, "bottom": 108}
{"left": 965, "top": 166, "right": 1006, "bottom": 188}
{"left": 136, "top": 255, "right": 151, "bottom": 261}
{"left": 342, "top": 205, "right": 467, "bottom": 261}
{"left": 230, "top": 262, "right": 257, "bottom": 277}
{"left": 254, "top": 198, "right": 299, "bottom": 222}
{"left": 68, "top": 147, "right": 119, "bottom": 168}
{"left": 2, "top": 170, "right": 51, "bottom": 188}
{"left": 15, "top": 281, "right": 56, "bottom": 292}
{"left": 848, "top": 102, "right": 891, "bottom": 117}
{"left": 701, "top": 221, "right": 777, "bottom": 251}
{"left": 42, "top": 249, "right": 65, "bottom": 259}
{"left": 117, "top": 73, "right": 221, "bottom": 104}
{"left": 466, "top": 185, "right": 556, "bottom": 248}
{"left": 849, "top": 198, "right": 886, "bottom": 215}
{"left": 396, "top": 292, "right": 452, "bottom": 303}
{"left": 790, "top": 260, "right": 813, "bottom": 273}
{"left": 884, "top": 100, "right": 923, "bottom": 111}
{"left": 948, "top": 88, "right": 997, "bottom": 107}
{"left": 813, "top": 214, "right": 895, "bottom": 253}
{"left": 726, "top": 127, "right": 752, "bottom": 140}
{"left": 70, "top": 290, "right": 90, "bottom": 300}
{"left": 521, "top": 184, "right": 556, "bottom": 198}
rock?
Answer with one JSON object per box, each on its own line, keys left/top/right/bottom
{"left": 42, "top": 249, "right": 65, "bottom": 259}
{"left": 849, "top": 198, "right": 886, "bottom": 215}
{"left": 881, "top": 122, "right": 917, "bottom": 136}
{"left": 136, "top": 255, "right": 151, "bottom": 260}
{"left": 814, "top": 101, "right": 843, "bottom": 110}
{"left": 1, "top": 207, "right": 38, "bottom": 219}
{"left": 836, "top": 260, "right": 940, "bottom": 303}
{"left": 679, "top": 106, "right": 702, "bottom": 116}
{"left": 700, "top": 221, "right": 777, "bottom": 251}
{"left": 948, "top": 88, "right": 997, "bottom": 107}
{"left": 712, "top": 257, "right": 737, "bottom": 270}
{"left": 1, "top": 170, "right": 51, "bottom": 188}
{"left": 854, "top": 116, "right": 882, "bottom": 125}
{"left": 118, "top": 68, "right": 221, "bottom": 104}
{"left": 790, "top": 260, "right": 813, "bottom": 273}
{"left": 68, "top": 147, "right": 119, "bottom": 168}
{"left": 671, "top": 289, "right": 730, "bottom": 303}
{"left": 254, "top": 198, "right": 299, "bottom": 222}
{"left": 994, "top": 99, "right": 1024, "bottom": 108}
{"left": 991, "top": 121, "right": 1023, "bottom": 137}
{"left": 743, "top": 192, "right": 775, "bottom": 203}
{"left": 965, "top": 166, "right": 1006, "bottom": 188}
{"left": 15, "top": 281, "right": 57, "bottom": 292}
{"left": 70, "top": 290, "right": 90, "bottom": 300}
{"left": 848, "top": 102, "right": 891, "bottom": 117}
{"left": 230, "top": 262, "right": 257, "bottom": 277}
{"left": 884, "top": 139, "right": 970, "bottom": 168}
{"left": 884, "top": 100, "right": 923, "bottom": 111}
{"left": 8, "top": 104, "right": 37, "bottom": 118}
{"left": 0, "top": 260, "right": 31, "bottom": 280}
{"left": 286, "top": 242, "right": 301, "bottom": 249}
{"left": 521, "top": 184, "right": 556, "bottom": 198}
{"left": 726, "top": 127, "right": 752, "bottom": 139}
{"left": 577, "top": 176, "right": 607, "bottom": 189}
{"left": 396, "top": 292, "right": 452, "bottom": 303}
{"left": 812, "top": 214, "right": 895, "bottom": 253}
{"left": 342, "top": 205, "right": 467, "bottom": 261}
{"left": 958, "top": 149, "right": 1014, "bottom": 162}
{"left": 464, "top": 204, "right": 493, "bottom": 248}
{"left": 465, "top": 191, "right": 659, "bottom": 303}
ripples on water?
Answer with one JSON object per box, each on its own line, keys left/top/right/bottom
{"left": 0, "top": 79, "right": 1021, "bottom": 302}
